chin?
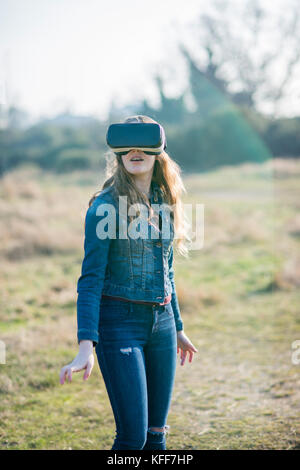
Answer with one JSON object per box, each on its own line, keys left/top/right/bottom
{"left": 128, "top": 166, "right": 146, "bottom": 174}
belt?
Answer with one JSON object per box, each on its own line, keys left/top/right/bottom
{"left": 101, "top": 294, "right": 171, "bottom": 306}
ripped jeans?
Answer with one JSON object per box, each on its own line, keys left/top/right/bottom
{"left": 95, "top": 295, "right": 177, "bottom": 450}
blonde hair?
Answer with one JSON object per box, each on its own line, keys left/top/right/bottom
{"left": 89, "top": 115, "right": 191, "bottom": 257}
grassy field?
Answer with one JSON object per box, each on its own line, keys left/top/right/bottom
{"left": 0, "top": 158, "right": 299, "bottom": 450}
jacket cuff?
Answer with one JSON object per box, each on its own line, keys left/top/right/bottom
{"left": 175, "top": 321, "right": 184, "bottom": 332}
{"left": 77, "top": 328, "right": 99, "bottom": 347}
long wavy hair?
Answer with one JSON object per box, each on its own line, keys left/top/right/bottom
{"left": 89, "top": 115, "right": 191, "bottom": 257}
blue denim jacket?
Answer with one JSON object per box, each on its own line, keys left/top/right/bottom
{"left": 76, "top": 180, "right": 184, "bottom": 346}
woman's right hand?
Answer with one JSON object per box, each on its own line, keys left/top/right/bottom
{"left": 59, "top": 340, "right": 95, "bottom": 384}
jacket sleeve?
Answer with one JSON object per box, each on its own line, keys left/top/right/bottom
{"left": 76, "top": 200, "right": 112, "bottom": 347}
{"left": 168, "top": 244, "right": 184, "bottom": 332}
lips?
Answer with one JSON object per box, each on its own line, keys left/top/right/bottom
{"left": 130, "top": 157, "right": 144, "bottom": 161}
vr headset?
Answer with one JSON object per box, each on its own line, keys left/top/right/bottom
{"left": 106, "top": 122, "right": 167, "bottom": 156}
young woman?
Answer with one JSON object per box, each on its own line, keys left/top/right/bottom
{"left": 60, "top": 115, "right": 198, "bottom": 450}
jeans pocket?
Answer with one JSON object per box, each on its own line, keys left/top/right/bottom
{"left": 157, "top": 303, "right": 174, "bottom": 324}
{"left": 166, "top": 302, "right": 174, "bottom": 317}
{"left": 99, "top": 297, "right": 131, "bottom": 325}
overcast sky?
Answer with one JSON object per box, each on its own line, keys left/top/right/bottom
{"left": 0, "top": 0, "right": 298, "bottom": 122}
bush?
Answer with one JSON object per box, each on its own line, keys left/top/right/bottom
{"left": 55, "top": 149, "right": 91, "bottom": 173}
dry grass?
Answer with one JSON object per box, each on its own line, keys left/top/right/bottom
{"left": 0, "top": 158, "right": 299, "bottom": 449}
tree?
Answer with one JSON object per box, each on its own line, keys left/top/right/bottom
{"left": 177, "top": 0, "right": 300, "bottom": 118}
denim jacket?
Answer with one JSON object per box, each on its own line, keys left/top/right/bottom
{"left": 76, "top": 180, "right": 184, "bottom": 346}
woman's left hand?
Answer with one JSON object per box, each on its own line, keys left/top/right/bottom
{"left": 176, "top": 330, "right": 198, "bottom": 366}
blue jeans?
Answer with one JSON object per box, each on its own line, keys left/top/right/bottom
{"left": 95, "top": 295, "right": 178, "bottom": 450}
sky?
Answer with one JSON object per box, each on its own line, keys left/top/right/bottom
{"left": 0, "top": 0, "right": 298, "bottom": 122}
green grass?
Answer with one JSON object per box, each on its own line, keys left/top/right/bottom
{"left": 0, "top": 159, "right": 300, "bottom": 449}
